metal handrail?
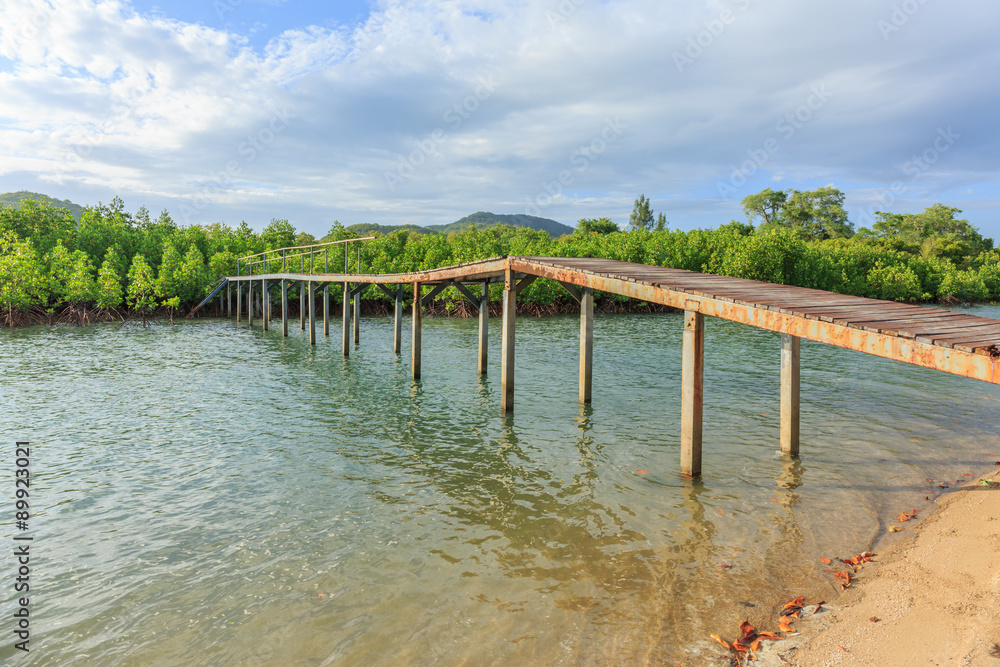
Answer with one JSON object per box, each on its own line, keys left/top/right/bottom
{"left": 239, "top": 236, "right": 375, "bottom": 261}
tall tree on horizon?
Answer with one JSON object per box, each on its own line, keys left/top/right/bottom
{"left": 629, "top": 194, "right": 654, "bottom": 231}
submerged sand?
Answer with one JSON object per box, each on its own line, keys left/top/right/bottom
{"left": 761, "top": 468, "right": 1000, "bottom": 666}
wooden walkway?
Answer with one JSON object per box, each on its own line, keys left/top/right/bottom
{"left": 211, "top": 246, "right": 1000, "bottom": 477}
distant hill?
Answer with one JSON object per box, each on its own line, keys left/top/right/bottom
{"left": 0, "top": 191, "right": 84, "bottom": 220}
{"left": 344, "top": 212, "right": 575, "bottom": 238}
{"left": 428, "top": 212, "right": 575, "bottom": 237}
{"left": 344, "top": 223, "right": 436, "bottom": 236}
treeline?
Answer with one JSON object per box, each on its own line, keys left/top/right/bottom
{"left": 0, "top": 190, "right": 998, "bottom": 327}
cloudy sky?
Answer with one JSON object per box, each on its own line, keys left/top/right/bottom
{"left": 1, "top": 0, "right": 998, "bottom": 238}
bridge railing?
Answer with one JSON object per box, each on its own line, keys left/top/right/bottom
{"left": 237, "top": 236, "right": 376, "bottom": 277}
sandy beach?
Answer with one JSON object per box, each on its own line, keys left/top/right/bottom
{"left": 763, "top": 467, "right": 1000, "bottom": 666}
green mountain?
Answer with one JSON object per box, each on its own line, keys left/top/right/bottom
{"left": 345, "top": 212, "right": 574, "bottom": 238}
{"left": 344, "top": 223, "right": 436, "bottom": 236}
{"left": 0, "top": 191, "right": 84, "bottom": 220}
{"left": 428, "top": 212, "right": 575, "bottom": 237}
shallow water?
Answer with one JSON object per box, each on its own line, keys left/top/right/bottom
{"left": 1, "top": 306, "right": 998, "bottom": 665}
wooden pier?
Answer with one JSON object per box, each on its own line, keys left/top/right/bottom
{"left": 203, "top": 240, "right": 1000, "bottom": 477}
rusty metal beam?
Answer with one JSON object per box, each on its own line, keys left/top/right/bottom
{"left": 509, "top": 258, "right": 1000, "bottom": 385}
{"left": 559, "top": 281, "right": 582, "bottom": 303}
{"left": 452, "top": 282, "right": 481, "bottom": 309}
{"left": 421, "top": 280, "right": 454, "bottom": 306}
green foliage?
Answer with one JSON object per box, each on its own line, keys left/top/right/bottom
{"left": 95, "top": 256, "right": 124, "bottom": 310}
{"left": 0, "top": 198, "right": 76, "bottom": 255}
{"left": 126, "top": 254, "right": 158, "bottom": 314}
{"left": 295, "top": 231, "right": 317, "bottom": 247}
{"left": 872, "top": 205, "right": 991, "bottom": 267}
{"left": 47, "top": 243, "right": 96, "bottom": 305}
{"left": 156, "top": 243, "right": 184, "bottom": 301}
{"left": 865, "top": 261, "right": 923, "bottom": 301}
{"left": 209, "top": 250, "right": 238, "bottom": 280}
{"left": 939, "top": 269, "right": 989, "bottom": 302}
{"left": 262, "top": 218, "right": 296, "bottom": 250}
{"left": 749, "top": 186, "right": 854, "bottom": 240}
{"left": 11, "top": 190, "right": 1000, "bottom": 326}
{"left": 180, "top": 245, "right": 209, "bottom": 301}
{"left": 161, "top": 296, "right": 181, "bottom": 323}
{"left": 576, "top": 217, "right": 619, "bottom": 235}
{"left": 0, "top": 233, "right": 49, "bottom": 320}
{"left": 629, "top": 194, "right": 654, "bottom": 231}
{"left": 741, "top": 188, "right": 787, "bottom": 225}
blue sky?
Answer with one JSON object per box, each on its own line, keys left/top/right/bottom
{"left": 128, "top": 0, "right": 373, "bottom": 50}
{"left": 1, "top": 0, "right": 998, "bottom": 240}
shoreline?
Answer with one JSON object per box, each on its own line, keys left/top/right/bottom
{"left": 6, "top": 297, "right": 998, "bottom": 330}
{"left": 760, "top": 466, "right": 1000, "bottom": 666}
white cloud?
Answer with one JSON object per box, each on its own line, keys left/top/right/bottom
{"left": 0, "top": 0, "right": 998, "bottom": 236}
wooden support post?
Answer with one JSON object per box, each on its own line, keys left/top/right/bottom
{"left": 353, "top": 288, "right": 360, "bottom": 346}
{"left": 236, "top": 281, "right": 242, "bottom": 324}
{"left": 308, "top": 281, "right": 316, "bottom": 345}
{"left": 579, "top": 286, "right": 594, "bottom": 403}
{"left": 501, "top": 270, "right": 516, "bottom": 412}
{"left": 281, "top": 280, "right": 288, "bottom": 337}
{"left": 393, "top": 286, "right": 403, "bottom": 355}
{"left": 227, "top": 282, "right": 231, "bottom": 316}
{"left": 780, "top": 333, "right": 801, "bottom": 456}
{"left": 342, "top": 282, "right": 351, "bottom": 357}
{"left": 412, "top": 282, "right": 422, "bottom": 379}
{"left": 323, "top": 285, "right": 329, "bottom": 337}
{"left": 261, "top": 280, "right": 268, "bottom": 331}
{"left": 681, "top": 310, "right": 704, "bottom": 477}
{"left": 299, "top": 285, "right": 305, "bottom": 331}
{"left": 478, "top": 282, "right": 489, "bottom": 375}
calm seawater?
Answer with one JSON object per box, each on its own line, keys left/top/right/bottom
{"left": 2, "top": 306, "right": 999, "bottom": 665}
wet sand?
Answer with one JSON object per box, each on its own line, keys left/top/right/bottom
{"left": 769, "top": 467, "right": 1000, "bottom": 666}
